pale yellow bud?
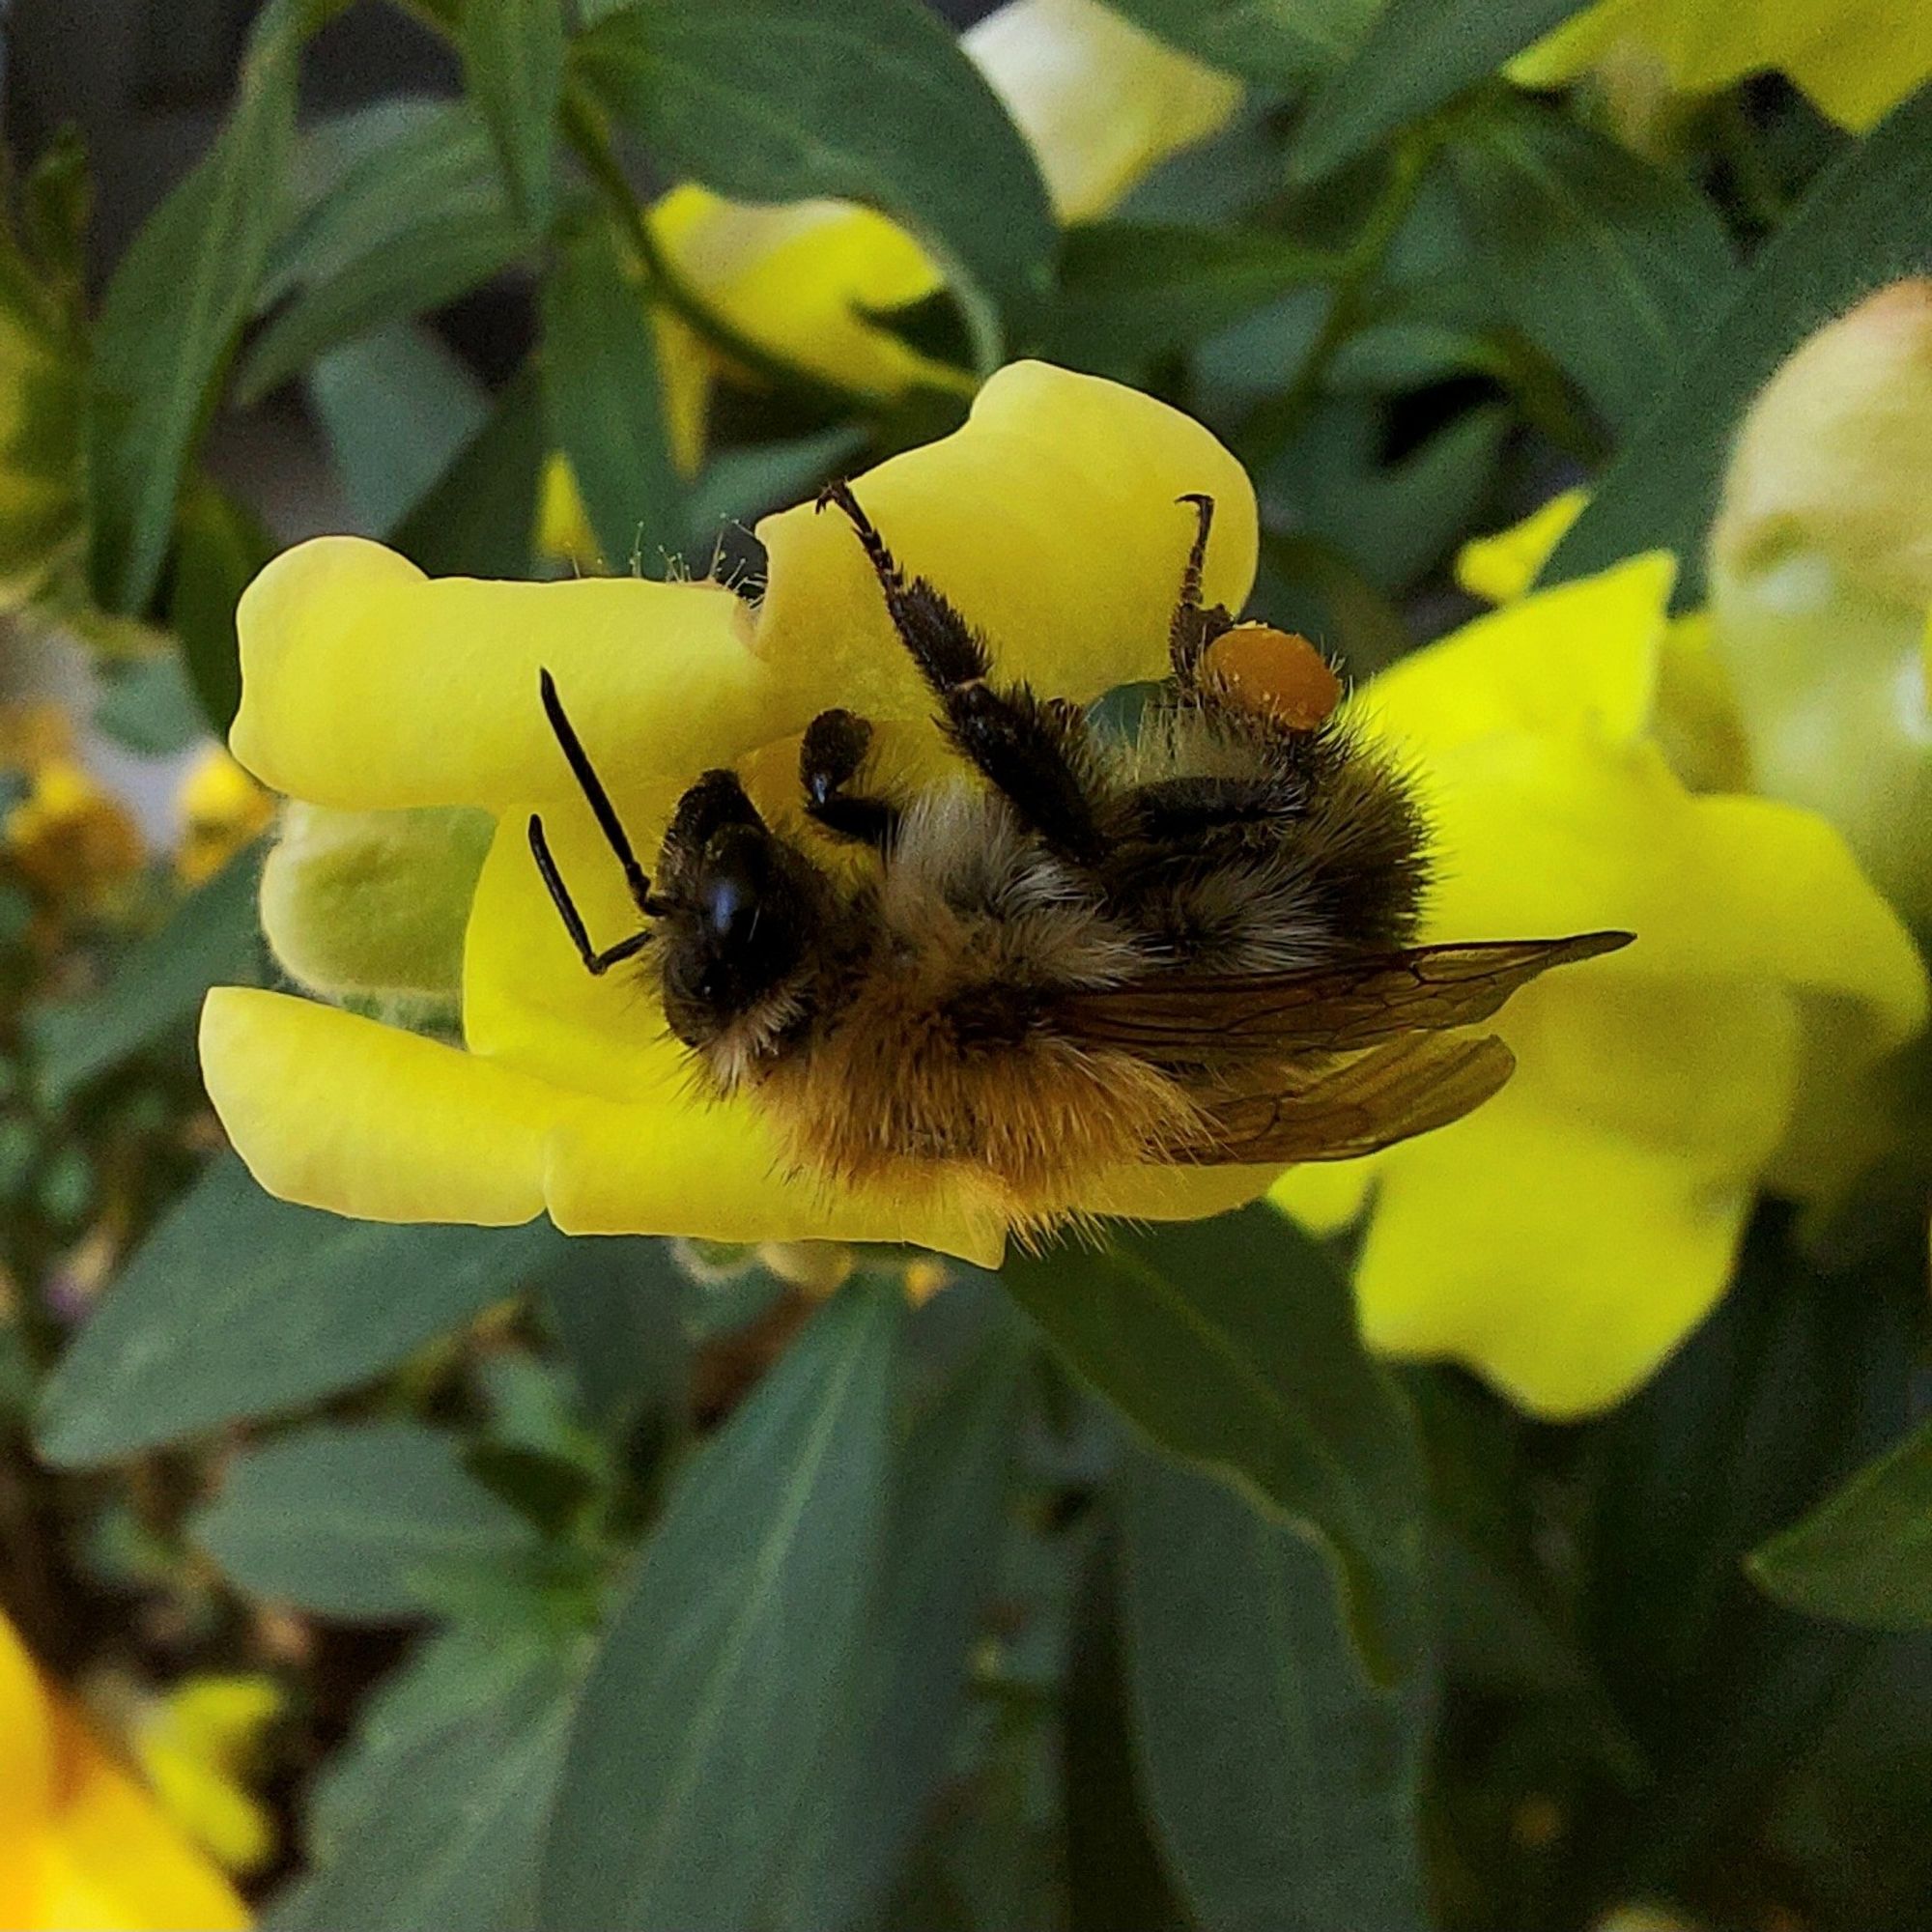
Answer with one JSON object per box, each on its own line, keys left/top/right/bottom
{"left": 1707, "top": 282, "right": 1932, "bottom": 929}
{"left": 258, "top": 802, "right": 493, "bottom": 1019}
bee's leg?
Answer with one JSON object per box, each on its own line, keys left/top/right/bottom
{"left": 800, "top": 708, "right": 901, "bottom": 851}
{"left": 1169, "top": 493, "right": 1239, "bottom": 686}
{"left": 816, "top": 481, "right": 1106, "bottom": 865}
{"left": 526, "top": 815, "right": 653, "bottom": 977}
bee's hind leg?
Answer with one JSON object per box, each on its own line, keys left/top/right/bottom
{"left": 800, "top": 708, "right": 901, "bottom": 851}
{"left": 1169, "top": 493, "right": 1239, "bottom": 686}
{"left": 816, "top": 480, "right": 1107, "bottom": 867}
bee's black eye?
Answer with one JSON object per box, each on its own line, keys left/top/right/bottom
{"left": 699, "top": 865, "right": 759, "bottom": 949}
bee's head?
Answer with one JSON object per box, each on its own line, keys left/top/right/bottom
{"left": 653, "top": 773, "right": 824, "bottom": 1068}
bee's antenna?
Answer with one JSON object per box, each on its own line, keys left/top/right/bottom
{"left": 1176, "top": 493, "right": 1215, "bottom": 612}
{"left": 526, "top": 814, "right": 653, "bottom": 977}
{"left": 816, "top": 479, "right": 907, "bottom": 598}
{"left": 537, "top": 667, "right": 653, "bottom": 913}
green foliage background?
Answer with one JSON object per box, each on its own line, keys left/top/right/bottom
{"left": 3, "top": 3, "right": 1930, "bottom": 1928}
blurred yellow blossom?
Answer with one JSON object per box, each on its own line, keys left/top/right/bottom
{"left": 1512, "top": 0, "right": 1932, "bottom": 133}
{"left": 175, "top": 746, "right": 273, "bottom": 887}
{"left": 0, "top": 1610, "right": 250, "bottom": 1930}
{"left": 2, "top": 702, "right": 142, "bottom": 906}
{"left": 1274, "top": 546, "right": 1926, "bottom": 1418}
{"left": 1707, "top": 280, "right": 1932, "bottom": 928}
{"left": 202, "top": 362, "right": 1270, "bottom": 1265}
{"left": 129, "top": 1675, "right": 282, "bottom": 1877}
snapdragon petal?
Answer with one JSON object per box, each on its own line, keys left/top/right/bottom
{"left": 201, "top": 988, "right": 555, "bottom": 1226}
{"left": 1355, "top": 554, "right": 1672, "bottom": 756}
{"left": 539, "top": 1098, "right": 1008, "bottom": 1265}
{"left": 1509, "top": 0, "right": 1932, "bottom": 132}
{"left": 1352, "top": 1093, "right": 1758, "bottom": 1418}
{"left": 231, "top": 536, "right": 778, "bottom": 811}
{"left": 757, "top": 360, "right": 1257, "bottom": 724}
{"left": 965, "top": 0, "right": 1243, "bottom": 223}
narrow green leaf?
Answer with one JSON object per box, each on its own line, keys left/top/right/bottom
{"left": 769, "top": 1321, "right": 1026, "bottom": 1929}
{"left": 572, "top": 0, "right": 1055, "bottom": 368}
{"left": 1100, "top": 0, "right": 1375, "bottom": 86}
{"left": 1121, "top": 1448, "right": 1430, "bottom": 1932}
{"left": 168, "top": 477, "right": 277, "bottom": 733}
{"left": 27, "top": 843, "right": 265, "bottom": 1107}
{"left": 1291, "top": 0, "right": 1592, "bottom": 182}
{"left": 1445, "top": 97, "right": 1737, "bottom": 430}
{"left": 1045, "top": 221, "right": 1336, "bottom": 378}
{"left": 308, "top": 322, "right": 491, "bottom": 534}
{"left": 278, "top": 1630, "right": 579, "bottom": 1932}
{"left": 265, "top": 99, "right": 501, "bottom": 308}
{"left": 540, "top": 1280, "right": 903, "bottom": 1931}
{"left": 192, "top": 1420, "right": 537, "bottom": 1618}
{"left": 540, "top": 210, "right": 684, "bottom": 569}
{"left": 1545, "top": 78, "right": 1932, "bottom": 599}
{"left": 1002, "top": 1205, "right": 1427, "bottom": 1689}
{"left": 465, "top": 0, "right": 567, "bottom": 230}
{"left": 85, "top": 0, "right": 324, "bottom": 611}
{"left": 390, "top": 359, "right": 547, "bottom": 579}
{"left": 545, "top": 1238, "right": 689, "bottom": 1438}
{"left": 35, "top": 1157, "right": 564, "bottom": 1464}
{"left": 1750, "top": 1418, "right": 1932, "bottom": 1630}
{"left": 240, "top": 205, "right": 528, "bottom": 401}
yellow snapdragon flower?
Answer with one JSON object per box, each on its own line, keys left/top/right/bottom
{"left": 201, "top": 363, "right": 1269, "bottom": 1265}
{"left": 2, "top": 702, "right": 143, "bottom": 905}
{"left": 175, "top": 746, "right": 274, "bottom": 887}
{"left": 1273, "top": 523, "right": 1926, "bottom": 1419}
{"left": 539, "top": 0, "right": 1245, "bottom": 563}
{"left": 1512, "top": 0, "right": 1932, "bottom": 133}
{"left": 129, "top": 1675, "right": 282, "bottom": 1877}
{"left": 0, "top": 1611, "right": 250, "bottom": 1930}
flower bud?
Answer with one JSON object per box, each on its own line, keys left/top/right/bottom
{"left": 257, "top": 802, "right": 493, "bottom": 1021}
{"left": 1707, "top": 282, "right": 1932, "bottom": 929}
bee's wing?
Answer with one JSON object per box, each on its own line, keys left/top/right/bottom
{"left": 1173, "top": 1031, "right": 1516, "bottom": 1166}
{"left": 1062, "top": 931, "right": 1630, "bottom": 1058}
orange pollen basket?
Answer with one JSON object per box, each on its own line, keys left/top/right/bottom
{"left": 1201, "top": 623, "right": 1343, "bottom": 730}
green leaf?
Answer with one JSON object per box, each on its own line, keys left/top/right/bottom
{"left": 240, "top": 202, "right": 528, "bottom": 402}
{"left": 1100, "top": 0, "right": 1375, "bottom": 86}
{"left": 572, "top": 0, "right": 1055, "bottom": 369}
{"left": 1445, "top": 96, "right": 1737, "bottom": 430}
{"left": 1577, "top": 1208, "right": 1921, "bottom": 1882}
{"left": 278, "top": 1631, "right": 578, "bottom": 1932}
{"left": 192, "top": 1419, "right": 537, "bottom": 1619}
{"left": 265, "top": 99, "right": 502, "bottom": 310}
{"left": 539, "top": 1280, "right": 903, "bottom": 1931}
{"left": 540, "top": 210, "right": 684, "bottom": 569}
{"left": 1291, "top": 0, "right": 1592, "bottom": 182}
{"left": 168, "top": 476, "right": 277, "bottom": 733}
{"left": 464, "top": 0, "right": 566, "bottom": 231}
{"left": 1002, "top": 1206, "right": 1426, "bottom": 1689}
{"left": 27, "top": 843, "right": 265, "bottom": 1107}
{"left": 685, "top": 426, "right": 866, "bottom": 554}
{"left": 84, "top": 0, "right": 335, "bottom": 613}
{"left": 1063, "top": 1534, "right": 1188, "bottom": 1932}
{"left": 1045, "top": 222, "right": 1336, "bottom": 378}
{"left": 390, "top": 359, "right": 547, "bottom": 579}
{"left": 769, "top": 1321, "right": 1026, "bottom": 1929}
{"left": 1750, "top": 1418, "right": 1932, "bottom": 1631}
{"left": 35, "top": 1156, "right": 564, "bottom": 1464}
{"left": 308, "top": 322, "right": 492, "bottom": 534}
{"left": 545, "top": 1238, "right": 690, "bottom": 1439}
{"left": 1121, "top": 1447, "right": 1430, "bottom": 1932}
{"left": 1545, "top": 78, "right": 1932, "bottom": 600}
{"left": 91, "top": 654, "right": 210, "bottom": 755}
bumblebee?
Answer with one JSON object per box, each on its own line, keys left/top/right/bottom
{"left": 528, "top": 485, "right": 1627, "bottom": 1236}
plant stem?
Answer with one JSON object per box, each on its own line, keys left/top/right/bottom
{"left": 557, "top": 89, "right": 880, "bottom": 417}
{"left": 1240, "top": 136, "right": 1438, "bottom": 468}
